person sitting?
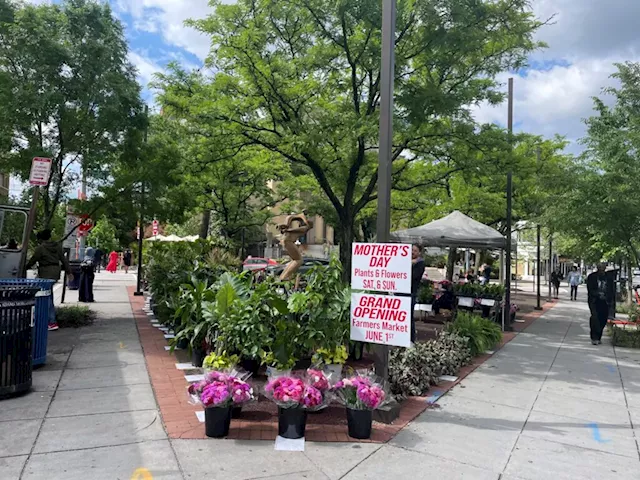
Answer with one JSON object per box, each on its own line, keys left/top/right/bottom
{"left": 433, "top": 282, "right": 455, "bottom": 314}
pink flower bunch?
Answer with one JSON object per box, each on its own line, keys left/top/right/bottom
{"left": 333, "top": 375, "right": 386, "bottom": 410}
{"left": 307, "top": 369, "right": 330, "bottom": 392}
{"left": 187, "top": 370, "right": 254, "bottom": 408}
{"left": 264, "top": 375, "right": 329, "bottom": 410}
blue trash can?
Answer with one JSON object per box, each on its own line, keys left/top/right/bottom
{"left": 0, "top": 279, "right": 56, "bottom": 366}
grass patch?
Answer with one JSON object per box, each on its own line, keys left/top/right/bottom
{"left": 610, "top": 324, "right": 640, "bottom": 348}
{"left": 55, "top": 306, "right": 96, "bottom": 328}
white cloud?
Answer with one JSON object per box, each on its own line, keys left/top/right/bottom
{"left": 128, "top": 51, "right": 162, "bottom": 87}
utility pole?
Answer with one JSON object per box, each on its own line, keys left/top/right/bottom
{"left": 374, "top": 0, "right": 396, "bottom": 380}
{"left": 504, "top": 78, "right": 514, "bottom": 331}
{"left": 548, "top": 235, "right": 553, "bottom": 301}
{"left": 535, "top": 147, "right": 542, "bottom": 310}
{"left": 78, "top": 161, "right": 87, "bottom": 260}
{"left": 135, "top": 105, "right": 149, "bottom": 297}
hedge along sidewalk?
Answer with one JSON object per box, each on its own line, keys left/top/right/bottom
{"left": 128, "top": 286, "right": 557, "bottom": 443}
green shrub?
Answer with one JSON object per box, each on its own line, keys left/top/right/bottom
{"left": 389, "top": 331, "right": 472, "bottom": 396}
{"left": 611, "top": 325, "right": 640, "bottom": 348}
{"left": 446, "top": 311, "right": 503, "bottom": 356}
{"left": 616, "top": 303, "right": 640, "bottom": 322}
{"left": 55, "top": 306, "right": 96, "bottom": 328}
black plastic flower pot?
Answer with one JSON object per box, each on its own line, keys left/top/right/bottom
{"left": 240, "top": 358, "right": 260, "bottom": 375}
{"left": 176, "top": 338, "right": 189, "bottom": 350}
{"left": 204, "top": 406, "right": 232, "bottom": 438}
{"left": 278, "top": 407, "right": 307, "bottom": 439}
{"left": 231, "top": 406, "right": 243, "bottom": 418}
{"left": 191, "top": 348, "right": 206, "bottom": 368}
{"left": 346, "top": 408, "right": 373, "bottom": 439}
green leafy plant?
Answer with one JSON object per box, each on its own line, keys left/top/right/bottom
{"left": 453, "top": 283, "right": 482, "bottom": 297}
{"left": 479, "top": 284, "right": 505, "bottom": 299}
{"left": 389, "top": 331, "right": 472, "bottom": 396}
{"left": 610, "top": 325, "right": 640, "bottom": 348}
{"left": 172, "top": 277, "right": 216, "bottom": 353}
{"left": 202, "top": 351, "right": 240, "bottom": 370}
{"left": 446, "top": 311, "right": 503, "bottom": 356}
{"left": 616, "top": 303, "right": 640, "bottom": 322}
{"left": 417, "top": 281, "right": 435, "bottom": 304}
{"left": 312, "top": 345, "right": 348, "bottom": 365}
{"left": 55, "top": 306, "right": 96, "bottom": 328}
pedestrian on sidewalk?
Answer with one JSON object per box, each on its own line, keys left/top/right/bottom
{"left": 568, "top": 266, "right": 582, "bottom": 301}
{"left": 411, "top": 244, "right": 425, "bottom": 344}
{"left": 123, "top": 248, "right": 132, "bottom": 274}
{"left": 586, "top": 262, "right": 614, "bottom": 345}
{"left": 94, "top": 248, "right": 103, "bottom": 273}
{"left": 106, "top": 250, "right": 119, "bottom": 273}
{"left": 25, "top": 229, "right": 73, "bottom": 331}
{"left": 550, "top": 269, "right": 563, "bottom": 299}
{"left": 78, "top": 247, "right": 95, "bottom": 303}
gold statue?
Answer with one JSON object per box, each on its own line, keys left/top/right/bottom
{"left": 278, "top": 212, "right": 313, "bottom": 281}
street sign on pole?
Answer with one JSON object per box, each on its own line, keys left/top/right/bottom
{"left": 152, "top": 219, "right": 159, "bottom": 237}
{"left": 63, "top": 211, "right": 81, "bottom": 250}
{"left": 29, "top": 157, "right": 52, "bottom": 186}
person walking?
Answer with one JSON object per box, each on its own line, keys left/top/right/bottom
{"left": 586, "top": 262, "right": 615, "bottom": 345}
{"left": 550, "top": 268, "right": 563, "bottom": 299}
{"left": 106, "top": 250, "right": 119, "bottom": 273}
{"left": 78, "top": 247, "right": 95, "bottom": 303}
{"left": 122, "top": 248, "right": 132, "bottom": 274}
{"left": 568, "top": 266, "right": 582, "bottom": 301}
{"left": 411, "top": 244, "right": 425, "bottom": 344}
{"left": 25, "top": 229, "right": 72, "bottom": 331}
{"left": 94, "top": 248, "right": 103, "bottom": 273}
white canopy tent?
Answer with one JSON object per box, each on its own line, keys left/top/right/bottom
{"left": 390, "top": 211, "right": 506, "bottom": 250}
{"left": 146, "top": 234, "right": 199, "bottom": 243}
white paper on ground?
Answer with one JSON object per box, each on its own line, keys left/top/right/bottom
{"left": 146, "top": 312, "right": 155, "bottom": 316}
{"left": 274, "top": 436, "right": 305, "bottom": 451}
{"left": 514, "top": 319, "right": 525, "bottom": 323}
{"left": 185, "top": 374, "right": 205, "bottom": 383}
{"left": 195, "top": 411, "right": 205, "bottom": 423}
{"left": 175, "top": 363, "right": 194, "bottom": 370}
{"left": 439, "top": 375, "right": 458, "bottom": 382}
{"left": 486, "top": 350, "right": 495, "bottom": 354}
{"left": 164, "top": 334, "right": 175, "bottom": 339}
{"left": 159, "top": 327, "right": 170, "bottom": 333}
{"left": 151, "top": 323, "right": 161, "bottom": 327}
{"left": 164, "top": 346, "right": 172, "bottom": 351}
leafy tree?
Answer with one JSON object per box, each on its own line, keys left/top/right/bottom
{"left": 164, "top": 0, "right": 544, "bottom": 273}
{"left": 0, "top": 0, "right": 144, "bottom": 227}
{"left": 86, "top": 216, "right": 118, "bottom": 253}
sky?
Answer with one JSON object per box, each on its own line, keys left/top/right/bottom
{"left": 23, "top": 0, "right": 640, "bottom": 168}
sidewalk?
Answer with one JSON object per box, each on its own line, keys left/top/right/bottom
{"left": 1, "top": 276, "right": 639, "bottom": 479}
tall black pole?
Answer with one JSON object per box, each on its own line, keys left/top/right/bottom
{"left": 535, "top": 147, "right": 542, "bottom": 310}
{"left": 548, "top": 235, "right": 553, "bottom": 301}
{"left": 134, "top": 105, "right": 149, "bottom": 297}
{"left": 504, "top": 78, "right": 514, "bottom": 331}
{"left": 374, "top": 0, "right": 396, "bottom": 380}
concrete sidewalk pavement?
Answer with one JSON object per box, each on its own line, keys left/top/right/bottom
{"left": 2, "top": 275, "right": 640, "bottom": 479}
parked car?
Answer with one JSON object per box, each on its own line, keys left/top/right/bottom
{"left": 242, "top": 257, "right": 278, "bottom": 272}
{"left": 266, "top": 257, "right": 329, "bottom": 277}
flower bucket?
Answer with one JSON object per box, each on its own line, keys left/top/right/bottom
{"left": 231, "top": 406, "right": 243, "bottom": 418}
{"left": 204, "top": 406, "right": 232, "bottom": 438}
{"left": 240, "top": 358, "right": 260, "bottom": 375}
{"left": 278, "top": 407, "right": 307, "bottom": 439}
{"left": 266, "top": 366, "right": 292, "bottom": 378}
{"left": 346, "top": 408, "right": 372, "bottom": 439}
{"left": 191, "top": 348, "right": 206, "bottom": 368}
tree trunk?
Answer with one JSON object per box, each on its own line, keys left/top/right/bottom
{"left": 337, "top": 221, "right": 354, "bottom": 284}
{"left": 446, "top": 248, "right": 457, "bottom": 281}
{"left": 200, "top": 210, "right": 211, "bottom": 239}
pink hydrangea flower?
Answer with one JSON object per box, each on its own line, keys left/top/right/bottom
{"left": 231, "top": 378, "right": 252, "bottom": 403}
{"left": 307, "top": 369, "right": 329, "bottom": 391}
{"left": 200, "top": 381, "right": 230, "bottom": 407}
{"left": 302, "top": 386, "right": 323, "bottom": 408}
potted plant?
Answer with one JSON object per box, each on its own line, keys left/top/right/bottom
{"left": 171, "top": 277, "right": 216, "bottom": 359}
{"left": 333, "top": 374, "right": 388, "bottom": 439}
{"left": 312, "top": 345, "right": 348, "bottom": 379}
{"left": 264, "top": 373, "right": 327, "bottom": 439}
{"left": 188, "top": 371, "right": 254, "bottom": 438}
{"left": 203, "top": 351, "right": 240, "bottom": 371}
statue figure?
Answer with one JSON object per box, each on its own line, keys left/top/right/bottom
{"left": 278, "top": 212, "right": 313, "bottom": 281}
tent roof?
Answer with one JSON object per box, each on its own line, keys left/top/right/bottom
{"left": 390, "top": 211, "right": 506, "bottom": 249}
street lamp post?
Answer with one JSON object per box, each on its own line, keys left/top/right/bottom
{"left": 134, "top": 105, "right": 149, "bottom": 297}
{"left": 504, "top": 78, "right": 514, "bottom": 331}
{"left": 535, "top": 147, "right": 542, "bottom": 310}
{"left": 374, "top": 0, "right": 396, "bottom": 380}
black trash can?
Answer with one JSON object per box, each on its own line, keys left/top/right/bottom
{"left": 0, "top": 285, "right": 39, "bottom": 398}
{"left": 67, "top": 260, "right": 82, "bottom": 290}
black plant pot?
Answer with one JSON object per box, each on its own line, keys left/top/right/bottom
{"left": 192, "top": 348, "right": 206, "bottom": 368}
{"left": 176, "top": 338, "right": 189, "bottom": 350}
{"left": 204, "top": 406, "right": 232, "bottom": 438}
{"left": 232, "top": 406, "right": 243, "bottom": 418}
{"left": 349, "top": 342, "right": 364, "bottom": 361}
{"left": 278, "top": 407, "right": 307, "bottom": 439}
{"left": 293, "top": 357, "right": 312, "bottom": 370}
{"left": 240, "top": 358, "right": 260, "bottom": 375}
{"left": 346, "top": 408, "right": 373, "bottom": 439}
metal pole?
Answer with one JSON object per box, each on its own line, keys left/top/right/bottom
{"left": 78, "top": 159, "right": 87, "bottom": 260}
{"left": 504, "top": 78, "right": 513, "bottom": 331}
{"left": 374, "top": 0, "right": 396, "bottom": 380}
{"left": 134, "top": 106, "right": 149, "bottom": 297}
{"left": 20, "top": 187, "right": 39, "bottom": 277}
{"left": 548, "top": 235, "right": 553, "bottom": 301}
{"left": 535, "top": 147, "right": 542, "bottom": 310}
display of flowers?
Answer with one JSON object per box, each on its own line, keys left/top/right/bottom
{"left": 188, "top": 370, "right": 254, "bottom": 408}
{"left": 307, "top": 369, "right": 330, "bottom": 392}
{"left": 264, "top": 373, "right": 328, "bottom": 410}
{"left": 333, "top": 374, "right": 387, "bottom": 410}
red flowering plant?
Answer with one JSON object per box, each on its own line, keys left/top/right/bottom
{"left": 264, "top": 370, "right": 331, "bottom": 411}
{"left": 332, "top": 371, "right": 389, "bottom": 411}
{"left": 187, "top": 369, "right": 254, "bottom": 409}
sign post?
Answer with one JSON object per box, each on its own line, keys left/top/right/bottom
{"left": 350, "top": 243, "right": 412, "bottom": 348}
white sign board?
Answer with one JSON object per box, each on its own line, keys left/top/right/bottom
{"left": 350, "top": 292, "right": 411, "bottom": 347}
{"left": 63, "top": 213, "right": 81, "bottom": 249}
{"left": 351, "top": 243, "right": 412, "bottom": 294}
{"left": 29, "top": 157, "right": 52, "bottom": 186}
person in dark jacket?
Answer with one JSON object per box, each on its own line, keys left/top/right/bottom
{"left": 26, "top": 229, "right": 72, "bottom": 331}
{"left": 93, "top": 248, "right": 104, "bottom": 273}
{"left": 411, "top": 244, "right": 425, "bottom": 344}
{"left": 586, "top": 262, "right": 615, "bottom": 345}
{"left": 78, "top": 247, "right": 95, "bottom": 303}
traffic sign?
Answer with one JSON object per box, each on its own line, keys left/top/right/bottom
{"left": 152, "top": 219, "right": 159, "bottom": 236}
{"left": 78, "top": 216, "right": 93, "bottom": 237}
{"left": 29, "top": 157, "right": 52, "bottom": 186}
